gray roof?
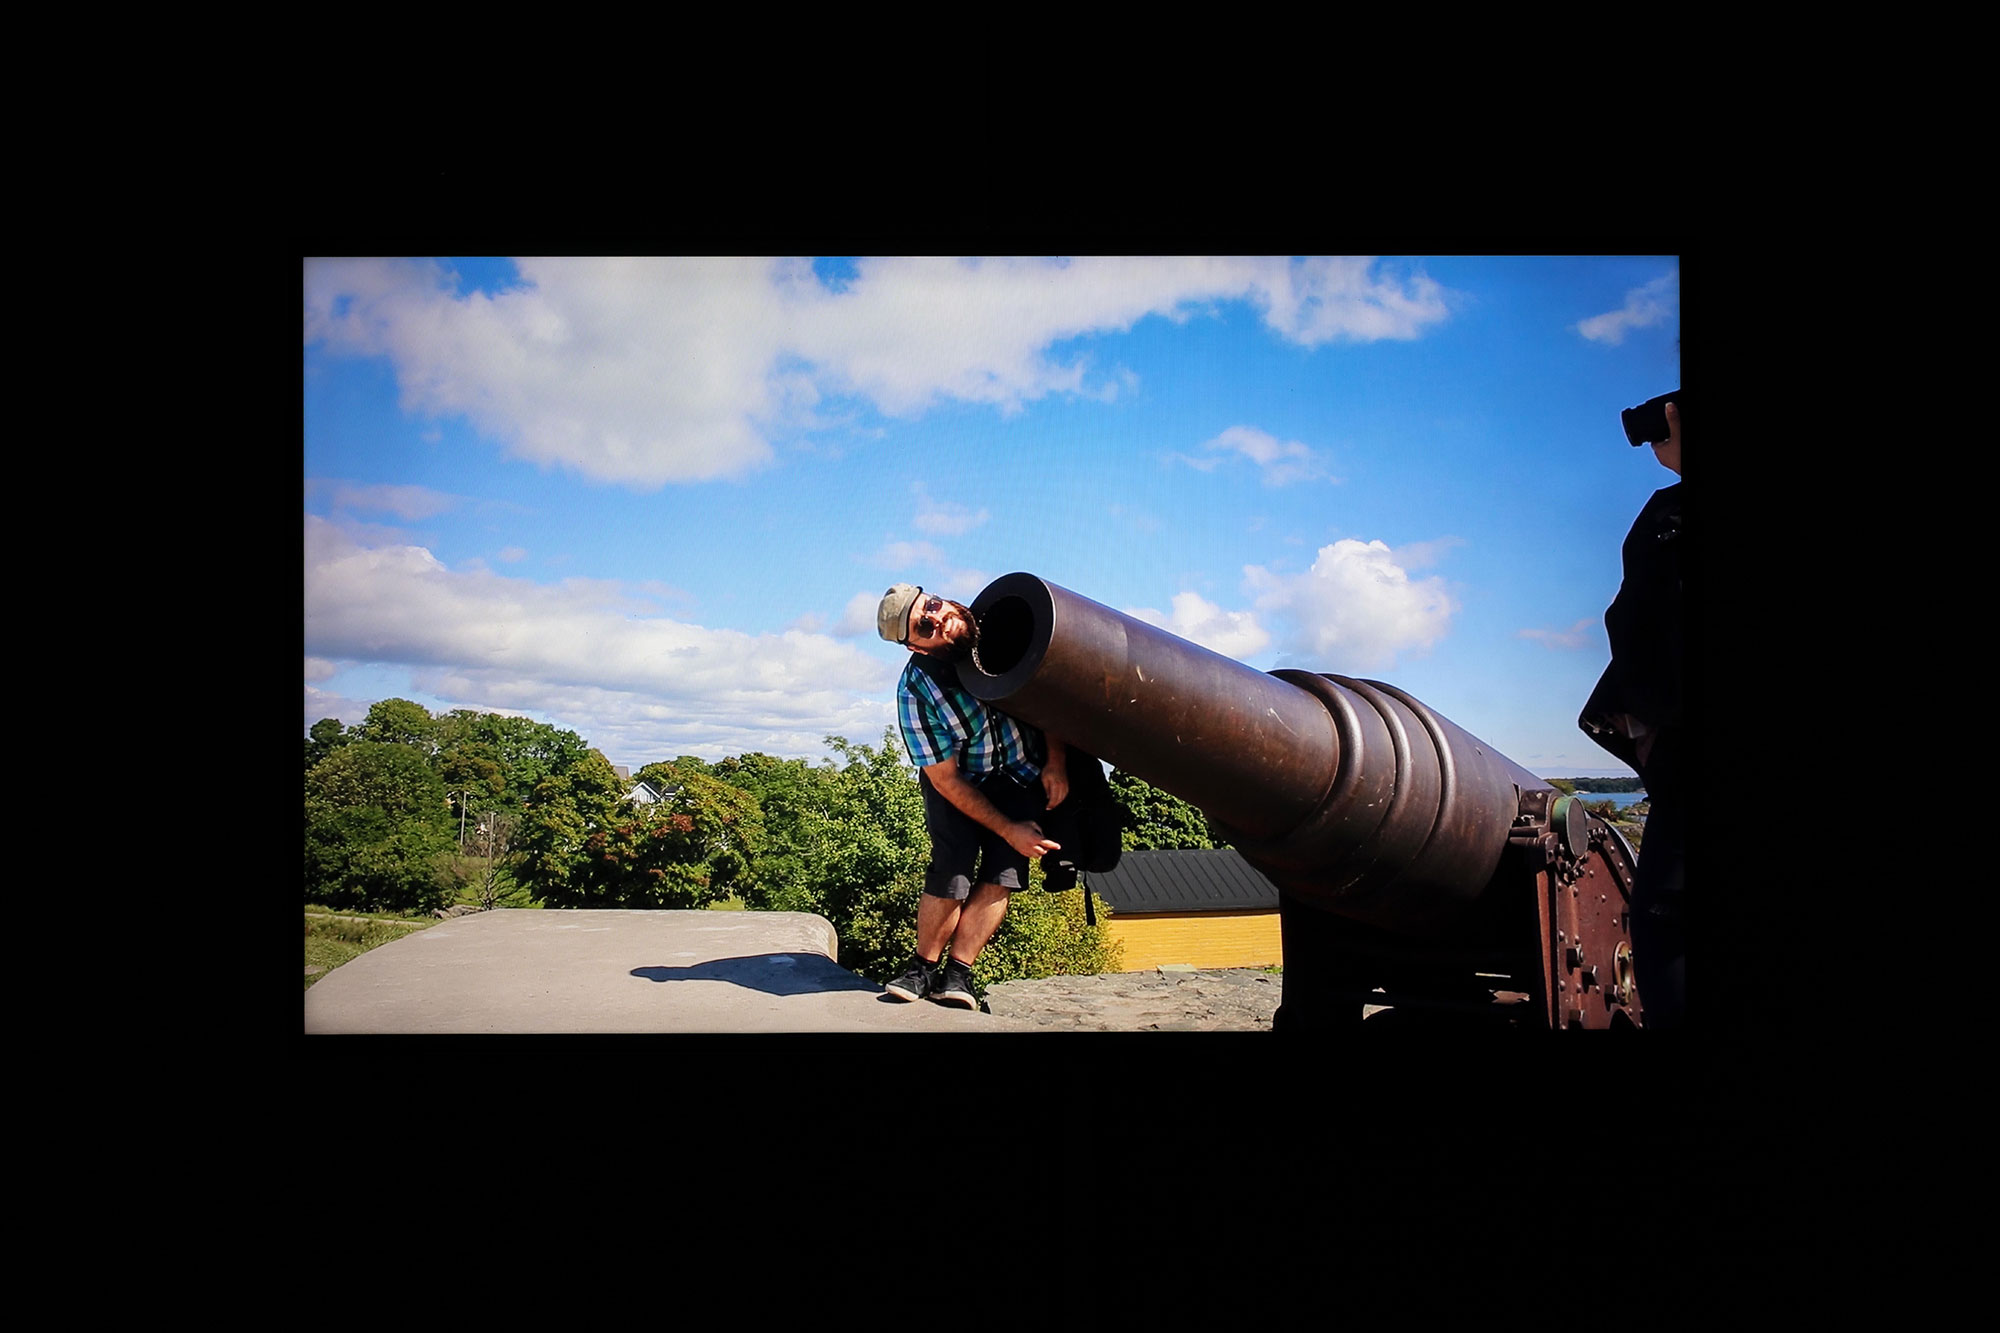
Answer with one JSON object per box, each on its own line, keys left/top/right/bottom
{"left": 1086, "top": 848, "right": 1280, "bottom": 915}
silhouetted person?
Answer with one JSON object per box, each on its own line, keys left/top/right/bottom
{"left": 1581, "top": 397, "right": 1683, "bottom": 1029}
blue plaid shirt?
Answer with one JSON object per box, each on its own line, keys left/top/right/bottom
{"left": 896, "top": 656, "right": 1044, "bottom": 784}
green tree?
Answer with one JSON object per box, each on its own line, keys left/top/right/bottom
{"left": 513, "top": 748, "right": 627, "bottom": 905}
{"left": 304, "top": 717, "right": 349, "bottom": 772}
{"left": 519, "top": 757, "right": 766, "bottom": 910}
{"left": 629, "top": 762, "right": 769, "bottom": 904}
{"left": 1109, "top": 769, "right": 1227, "bottom": 850}
{"left": 708, "top": 752, "right": 835, "bottom": 912}
{"left": 439, "top": 735, "right": 506, "bottom": 847}
{"left": 354, "top": 698, "right": 439, "bottom": 756}
{"left": 305, "top": 741, "right": 456, "bottom": 913}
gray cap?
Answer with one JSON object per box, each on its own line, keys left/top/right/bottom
{"left": 877, "top": 583, "right": 923, "bottom": 644}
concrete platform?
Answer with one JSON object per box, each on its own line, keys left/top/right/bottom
{"left": 304, "top": 908, "right": 1046, "bottom": 1034}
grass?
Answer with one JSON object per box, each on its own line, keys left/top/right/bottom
{"left": 304, "top": 908, "right": 436, "bottom": 991}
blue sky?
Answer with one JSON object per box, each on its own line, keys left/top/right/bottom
{"left": 304, "top": 255, "right": 1679, "bottom": 779}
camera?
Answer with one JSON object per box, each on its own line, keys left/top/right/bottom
{"left": 1621, "top": 389, "right": 1682, "bottom": 447}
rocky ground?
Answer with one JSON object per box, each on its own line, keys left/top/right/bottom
{"left": 981, "top": 967, "right": 1287, "bottom": 1032}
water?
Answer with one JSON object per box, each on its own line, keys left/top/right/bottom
{"left": 1573, "top": 789, "right": 1647, "bottom": 809}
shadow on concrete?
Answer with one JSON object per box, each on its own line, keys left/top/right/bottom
{"left": 629, "top": 952, "right": 885, "bottom": 999}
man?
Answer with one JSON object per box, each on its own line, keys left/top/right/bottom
{"left": 875, "top": 583, "right": 1069, "bottom": 1009}
{"left": 1580, "top": 397, "right": 1683, "bottom": 1030}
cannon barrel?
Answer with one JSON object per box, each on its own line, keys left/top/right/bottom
{"left": 965, "top": 573, "right": 1643, "bottom": 1028}
{"left": 967, "top": 572, "right": 1548, "bottom": 935}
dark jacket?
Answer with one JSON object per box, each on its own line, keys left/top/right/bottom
{"left": 1579, "top": 480, "right": 1683, "bottom": 795}
{"left": 1037, "top": 745, "right": 1122, "bottom": 887}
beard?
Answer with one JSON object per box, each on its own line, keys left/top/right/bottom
{"left": 937, "top": 600, "right": 979, "bottom": 662}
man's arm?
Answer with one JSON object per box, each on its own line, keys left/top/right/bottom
{"left": 1041, "top": 735, "right": 1069, "bottom": 810}
{"left": 924, "top": 758, "right": 1061, "bottom": 859}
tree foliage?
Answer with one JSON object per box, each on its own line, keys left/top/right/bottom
{"left": 726, "top": 734, "right": 931, "bottom": 977}
{"left": 1548, "top": 775, "right": 1644, "bottom": 793}
{"left": 513, "top": 747, "right": 627, "bottom": 905}
{"left": 433, "top": 708, "right": 596, "bottom": 833}
{"left": 301, "top": 702, "right": 1122, "bottom": 983}
{"left": 1109, "top": 769, "right": 1228, "bottom": 850}
{"left": 305, "top": 717, "right": 349, "bottom": 772}
{"left": 706, "top": 732, "right": 1118, "bottom": 983}
{"left": 304, "top": 741, "right": 455, "bottom": 913}
{"left": 975, "top": 882, "right": 1122, "bottom": 987}
{"left": 354, "top": 698, "right": 439, "bottom": 755}
{"left": 538, "top": 762, "right": 769, "bottom": 909}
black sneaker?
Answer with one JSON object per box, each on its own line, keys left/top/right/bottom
{"left": 884, "top": 958, "right": 938, "bottom": 1003}
{"left": 933, "top": 962, "right": 979, "bottom": 1010}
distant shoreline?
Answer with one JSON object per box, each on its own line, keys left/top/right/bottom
{"left": 1545, "top": 777, "right": 1645, "bottom": 794}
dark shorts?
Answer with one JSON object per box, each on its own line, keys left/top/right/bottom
{"left": 920, "top": 768, "right": 1044, "bottom": 901}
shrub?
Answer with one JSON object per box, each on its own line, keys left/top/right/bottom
{"left": 970, "top": 880, "right": 1122, "bottom": 991}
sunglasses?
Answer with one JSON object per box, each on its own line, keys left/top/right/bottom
{"left": 912, "top": 595, "right": 946, "bottom": 640}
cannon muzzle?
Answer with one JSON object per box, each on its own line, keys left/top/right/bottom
{"left": 965, "top": 572, "right": 1643, "bottom": 1029}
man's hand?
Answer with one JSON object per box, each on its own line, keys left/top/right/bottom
{"left": 1653, "top": 399, "right": 1681, "bottom": 475}
{"left": 1041, "top": 737, "right": 1069, "bottom": 809}
{"left": 1005, "top": 820, "right": 1061, "bottom": 860}
{"left": 926, "top": 758, "right": 1063, "bottom": 859}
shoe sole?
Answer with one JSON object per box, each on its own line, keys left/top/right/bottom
{"left": 932, "top": 990, "right": 979, "bottom": 1009}
{"left": 884, "top": 983, "right": 925, "bottom": 1002}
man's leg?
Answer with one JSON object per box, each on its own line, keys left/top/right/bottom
{"left": 915, "top": 891, "right": 962, "bottom": 964}
{"left": 949, "top": 881, "right": 1010, "bottom": 964}
{"left": 887, "top": 775, "right": 980, "bottom": 1003}
{"left": 931, "top": 881, "right": 1009, "bottom": 1009}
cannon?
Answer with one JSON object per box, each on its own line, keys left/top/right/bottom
{"left": 964, "top": 573, "right": 1645, "bottom": 1030}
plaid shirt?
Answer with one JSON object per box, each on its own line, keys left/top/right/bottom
{"left": 896, "top": 655, "right": 1043, "bottom": 783}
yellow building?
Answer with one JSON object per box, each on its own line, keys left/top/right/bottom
{"left": 1088, "top": 849, "right": 1283, "bottom": 972}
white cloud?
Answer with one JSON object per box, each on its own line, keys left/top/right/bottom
{"left": 306, "top": 257, "right": 788, "bottom": 488}
{"left": 787, "top": 256, "right": 1451, "bottom": 417}
{"left": 872, "top": 538, "right": 947, "bottom": 569}
{"left": 324, "top": 481, "right": 459, "bottom": 520}
{"left": 836, "top": 590, "right": 884, "bottom": 638}
{"left": 1127, "top": 591, "right": 1271, "bottom": 660}
{"left": 303, "top": 515, "right": 896, "bottom": 764}
{"left": 911, "top": 483, "right": 990, "bottom": 537}
{"left": 1253, "top": 256, "right": 1451, "bottom": 345}
{"left": 304, "top": 682, "right": 371, "bottom": 731}
{"left": 1245, "top": 538, "right": 1457, "bottom": 671}
{"left": 1519, "top": 618, "right": 1599, "bottom": 651}
{"left": 1183, "top": 425, "right": 1338, "bottom": 486}
{"left": 1576, "top": 269, "right": 1679, "bottom": 345}
{"left": 305, "top": 256, "right": 1454, "bottom": 490}
{"left": 1389, "top": 536, "right": 1465, "bottom": 570}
